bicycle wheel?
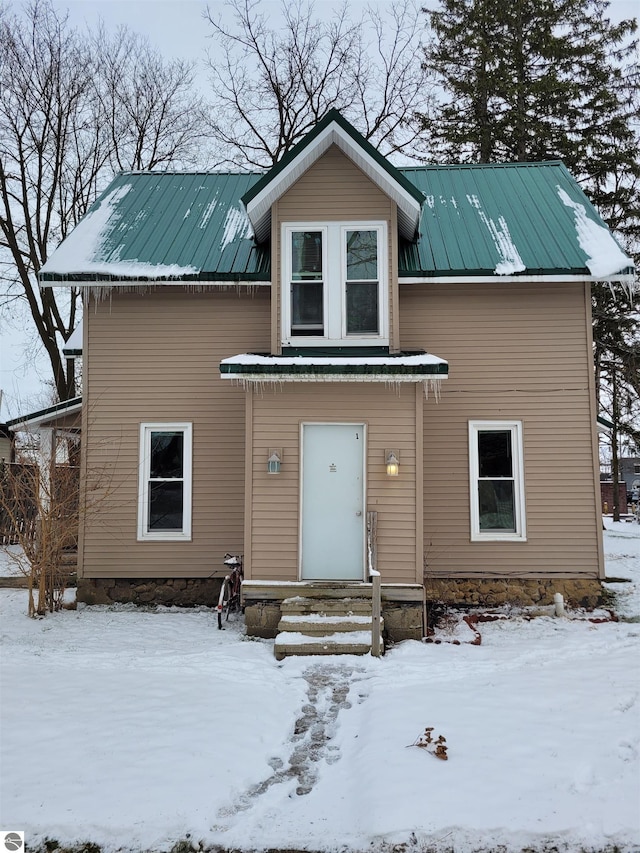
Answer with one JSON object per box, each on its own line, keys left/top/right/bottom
{"left": 217, "top": 577, "right": 230, "bottom": 630}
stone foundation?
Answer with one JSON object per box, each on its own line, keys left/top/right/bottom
{"left": 424, "top": 577, "right": 603, "bottom": 610}
{"left": 77, "top": 577, "right": 223, "bottom": 607}
{"left": 77, "top": 576, "right": 605, "bottom": 633}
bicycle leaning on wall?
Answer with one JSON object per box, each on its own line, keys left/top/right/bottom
{"left": 216, "top": 553, "right": 244, "bottom": 629}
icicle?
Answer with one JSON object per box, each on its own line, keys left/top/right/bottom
{"left": 424, "top": 379, "right": 442, "bottom": 402}
{"left": 65, "top": 281, "right": 269, "bottom": 304}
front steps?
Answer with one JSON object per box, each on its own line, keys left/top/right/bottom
{"left": 242, "top": 580, "right": 425, "bottom": 648}
{"left": 274, "top": 590, "right": 384, "bottom": 660}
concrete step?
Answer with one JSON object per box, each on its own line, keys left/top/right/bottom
{"left": 280, "top": 596, "right": 373, "bottom": 616}
{"left": 243, "top": 581, "right": 374, "bottom": 603}
{"left": 278, "top": 613, "right": 383, "bottom": 636}
{"left": 274, "top": 630, "right": 383, "bottom": 661}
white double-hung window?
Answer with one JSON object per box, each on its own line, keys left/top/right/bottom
{"left": 282, "top": 222, "right": 387, "bottom": 346}
{"left": 138, "top": 422, "right": 192, "bottom": 541}
{"left": 469, "top": 421, "right": 526, "bottom": 541}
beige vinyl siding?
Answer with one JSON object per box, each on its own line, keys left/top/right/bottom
{"left": 400, "top": 280, "right": 603, "bottom": 579}
{"left": 80, "top": 287, "right": 269, "bottom": 578}
{"left": 248, "top": 383, "right": 418, "bottom": 584}
{"left": 274, "top": 145, "right": 397, "bottom": 350}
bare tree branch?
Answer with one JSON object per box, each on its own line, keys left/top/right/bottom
{"left": 0, "top": 0, "right": 209, "bottom": 405}
{"left": 203, "top": 0, "right": 435, "bottom": 168}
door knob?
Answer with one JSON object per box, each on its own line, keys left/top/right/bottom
{"left": 356, "top": 511, "right": 362, "bottom": 516}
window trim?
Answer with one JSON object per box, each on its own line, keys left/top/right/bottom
{"left": 137, "top": 422, "right": 193, "bottom": 542}
{"left": 468, "top": 420, "right": 526, "bottom": 542}
{"left": 281, "top": 221, "right": 388, "bottom": 347}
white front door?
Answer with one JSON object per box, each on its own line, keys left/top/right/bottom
{"left": 300, "top": 423, "right": 365, "bottom": 580}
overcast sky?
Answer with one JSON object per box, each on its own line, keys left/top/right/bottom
{"left": 1, "top": 0, "right": 638, "bottom": 420}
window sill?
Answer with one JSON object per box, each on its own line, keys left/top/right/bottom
{"left": 283, "top": 337, "right": 389, "bottom": 348}
{"left": 137, "top": 532, "right": 192, "bottom": 543}
{"left": 470, "top": 533, "right": 527, "bottom": 543}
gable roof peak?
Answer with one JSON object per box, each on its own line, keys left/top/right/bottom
{"left": 241, "top": 110, "right": 424, "bottom": 243}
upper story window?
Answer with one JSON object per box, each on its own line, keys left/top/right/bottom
{"left": 282, "top": 222, "right": 388, "bottom": 347}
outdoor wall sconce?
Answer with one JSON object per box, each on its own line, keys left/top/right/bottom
{"left": 267, "top": 449, "right": 282, "bottom": 474}
{"left": 385, "top": 449, "right": 400, "bottom": 477}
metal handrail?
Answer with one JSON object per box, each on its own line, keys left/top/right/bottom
{"left": 367, "top": 511, "right": 381, "bottom": 657}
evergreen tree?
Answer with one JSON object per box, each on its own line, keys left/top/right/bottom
{"left": 422, "top": 0, "right": 640, "bottom": 460}
{"left": 422, "top": 0, "right": 639, "bottom": 245}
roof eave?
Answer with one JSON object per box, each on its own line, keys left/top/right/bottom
{"left": 39, "top": 272, "right": 272, "bottom": 287}
{"left": 220, "top": 362, "right": 449, "bottom": 382}
{"left": 399, "top": 270, "right": 637, "bottom": 284}
{"left": 6, "top": 397, "right": 83, "bottom": 431}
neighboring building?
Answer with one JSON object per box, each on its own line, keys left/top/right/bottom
{"left": 37, "top": 111, "right": 635, "bottom": 644}
{"left": 620, "top": 458, "right": 640, "bottom": 500}
{"left": 600, "top": 481, "right": 628, "bottom": 514}
{"left": 0, "top": 424, "right": 12, "bottom": 464}
{"left": 6, "top": 399, "right": 82, "bottom": 467}
{"left": 3, "top": 400, "right": 82, "bottom": 551}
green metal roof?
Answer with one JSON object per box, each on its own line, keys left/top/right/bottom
{"left": 220, "top": 352, "right": 448, "bottom": 380}
{"left": 39, "top": 139, "right": 634, "bottom": 284}
{"left": 398, "top": 161, "right": 634, "bottom": 278}
{"left": 399, "top": 161, "right": 632, "bottom": 277}
{"left": 40, "top": 171, "right": 269, "bottom": 283}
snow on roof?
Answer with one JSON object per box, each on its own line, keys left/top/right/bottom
{"left": 40, "top": 183, "right": 198, "bottom": 279}
{"left": 38, "top": 152, "right": 636, "bottom": 286}
{"left": 62, "top": 322, "right": 83, "bottom": 355}
{"left": 471, "top": 201, "right": 526, "bottom": 276}
{"left": 221, "top": 353, "right": 447, "bottom": 368}
{"left": 557, "top": 187, "right": 634, "bottom": 278}
{"left": 221, "top": 206, "right": 253, "bottom": 250}
{"left": 6, "top": 397, "right": 82, "bottom": 430}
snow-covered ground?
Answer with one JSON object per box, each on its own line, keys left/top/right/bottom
{"left": 1, "top": 520, "right": 638, "bottom": 853}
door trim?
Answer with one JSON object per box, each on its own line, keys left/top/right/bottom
{"left": 298, "top": 421, "right": 367, "bottom": 581}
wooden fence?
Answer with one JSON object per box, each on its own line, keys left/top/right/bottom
{"left": 0, "top": 462, "right": 79, "bottom": 547}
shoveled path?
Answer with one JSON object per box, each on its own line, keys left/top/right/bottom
{"left": 215, "top": 661, "right": 367, "bottom": 826}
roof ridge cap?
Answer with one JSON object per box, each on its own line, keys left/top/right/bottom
{"left": 400, "top": 160, "right": 565, "bottom": 171}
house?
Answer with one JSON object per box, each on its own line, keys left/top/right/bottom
{"left": 2, "top": 398, "right": 81, "bottom": 551}
{"left": 0, "top": 424, "right": 12, "bottom": 464}
{"left": 620, "top": 457, "right": 640, "bottom": 501}
{"left": 38, "top": 110, "right": 634, "bottom": 651}
{"left": 601, "top": 455, "right": 640, "bottom": 510}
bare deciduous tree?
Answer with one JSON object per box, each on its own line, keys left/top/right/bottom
{"left": 1, "top": 453, "right": 79, "bottom": 617}
{"left": 204, "top": 0, "right": 434, "bottom": 168}
{"left": 0, "top": 0, "right": 208, "bottom": 405}
{"left": 93, "top": 25, "right": 208, "bottom": 173}
{"left": 0, "top": 0, "right": 94, "bottom": 402}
